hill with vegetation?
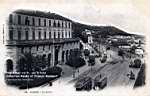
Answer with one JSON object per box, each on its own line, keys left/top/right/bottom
{"left": 72, "top": 22, "right": 133, "bottom": 42}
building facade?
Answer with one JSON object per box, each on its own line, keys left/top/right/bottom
{"left": 5, "top": 10, "right": 80, "bottom": 72}
{"left": 82, "top": 29, "right": 93, "bottom": 44}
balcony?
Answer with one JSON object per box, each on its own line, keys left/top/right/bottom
{"left": 6, "top": 38, "right": 80, "bottom": 46}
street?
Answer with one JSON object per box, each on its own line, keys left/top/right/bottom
{"left": 39, "top": 43, "right": 142, "bottom": 90}
{"left": 64, "top": 45, "right": 141, "bottom": 88}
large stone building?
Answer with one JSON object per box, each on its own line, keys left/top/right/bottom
{"left": 5, "top": 10, "right": 80, "bottom": 72}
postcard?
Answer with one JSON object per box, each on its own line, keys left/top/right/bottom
{"left": 0, "top": 0, "right": 149, "bottom": 96}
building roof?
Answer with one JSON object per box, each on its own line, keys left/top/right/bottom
{"left": 13, "top": 9, "right": 72, "bottom": 21}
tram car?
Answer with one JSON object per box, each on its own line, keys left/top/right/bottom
{"left": 93, "top": 73, "right": 107, "bottom": 90}
{"left": 75, "top": 76, "right": 92, "bottom": 91}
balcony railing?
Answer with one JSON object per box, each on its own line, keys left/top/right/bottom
{"left": 6, "top": 38, "right": 80, "bottom": 46}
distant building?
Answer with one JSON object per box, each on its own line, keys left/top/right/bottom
{"left": 83, "top": 29, "right": 93, "bottom": 44}
{"left": 111, "top": 35, "right": 132, "bottom": 39}
{"left": 5, "top": 10, "right": 80, "bottom": 72}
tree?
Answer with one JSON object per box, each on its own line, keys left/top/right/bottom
{"left": 66, "top": 49, "right": 85, "bottom": 78}
{"left": 14, "top": 53, "right": 62, "bottom": 89}
{"left": 84, "top": 49, "right": 90, "bottom": 57}
{"left": 16, "top": 53, "right": 50, "bottom": 72}
{"left": 17, "top": 52, "right": 36, "bottom": 72}
{"left": 88, "top": 55, "right": 95, "bottom": 71}
{"left": 130, "top": 45, "right": 137, "bottom": 54}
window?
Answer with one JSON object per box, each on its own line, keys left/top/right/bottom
{"left": 18, "top": 15, "right": 21, "bottom": 24}
{"left": 70, "top": 49, "right": 72, "bottom": 56}
{"left": 32, "top": 30, "right": 35, "bottom": 40}
{"left": 38, "top": 31, "right": 41, "bottom": 39}
{"left": 62, "top": 22, "right": 63, "bottom": 28}
{"left": 32, "top": 18, "right": 35, "bottom": 26}
{"left": 65, "top": 31, "right": 67, "bottom": 38}
{"left": 62, "top": 31, "right": 64, "bottom": 38}
{"left": 9, "top": 14, "right": 13, "bottom": 24}
{"left": 49, "top": 20, "right": 51, "bottom": 26}
{"left": 49, "top": 31, "right": 51, "bottom": 39}
{"left": 38, "top": 18, "right": 41, "bottom": 26}
{"left": 66, "top": 50, "right": 69, "bottom": 61}
{"left": 18, "top": 30, "right": 21, "bottom": 40}
{"left": 68, "top": 22, "right": 70, "bottom": 28}
{"left": 9, "top": 30, "right": 13, "bottom": 40}
{"left": 48, "top": 53, "right": 51, "bottom": 66}
{"left": 62, "top": 51, "right": 65, "bottom": 62}
{"left": 54, "top": 31, "right": 56, "bottom": 39}
{"left": 58, "top": 22, "right": 60, "bottom": 27}
{"left": 49, "top": 45, "right": 51, "bottom": 50}
{"left": 58, "top": 32, "right": 60, "bottom": 39}
{"left": 53, "top": 21, "right": 56, "bottom": 27}
{"left": 25, "top": 17, "right": 30, "bottom": 25}
{"left": 44, "top": 19, "right": 46, "bottom": 26}
{"left": 25, "top": 31, "right": 28, "bottom": 40}
{"left": 44, "top": 31, "right": 46, "bottom": 39}
{"left": 68, "top": 31, "right": 70, "bottom": 38}
{"left": 66, "top": 22, "right": 67, "bottom": 28}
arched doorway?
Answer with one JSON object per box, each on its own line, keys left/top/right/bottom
{"left": 62, "top": 51, "right": 65, "bottom": 62}
{"left": 54, "top": 47, "right": 59, "bottom": 65}
{"left": 66, "top": 50, "right": 69, "bottom": 61}
{"left": 41, "top": 54, "right": 46, "bottom": 69}
{"left": 6, "top": 59, "right": 13, "bottom": 72}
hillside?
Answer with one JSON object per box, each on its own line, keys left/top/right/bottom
{"left": 72, "top": 22, "right": 132, "bottom": 37}
{"left": 72, "top": 22, "right": 133, "bottom": 42}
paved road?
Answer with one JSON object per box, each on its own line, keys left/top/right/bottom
{"left": 69, "top": 49, "right": 140, "bottom": 87}
{"left": 45, "top": 42, "right": 141, "bottom": 89}
{"left": 37, "top": 41, "right": 143, "bottom": 91}
{"left": 105, "top": 60, "right": 130, "bottom": 86}
{"left": 39, "top": 46, "right": 141, "bottom": 91}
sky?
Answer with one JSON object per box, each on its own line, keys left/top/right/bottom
{"left": 0, "top": 0, "right": 150, "bottom": 44}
